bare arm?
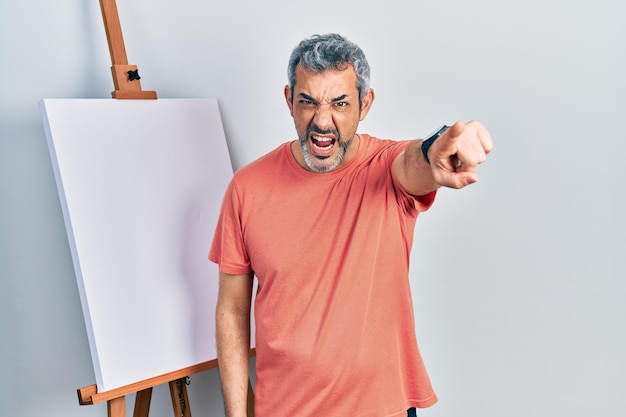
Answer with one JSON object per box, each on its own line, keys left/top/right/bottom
{"left": 392, "top": 120, "right": 493, "bottom": 195}
{"left": 216, "top": 271, "right": 254, "bottom": 417}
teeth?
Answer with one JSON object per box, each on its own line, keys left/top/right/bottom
{"left": 311, "top": 135, "right": 334, "bottom": 151}
{"left": 312, "top": 135, "right": 333, "bottom": 141}
{"left": 313, "top": 142, "right": 332, "bottom": 150}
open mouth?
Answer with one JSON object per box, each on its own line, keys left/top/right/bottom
{"left": 311, "top": 135, "right": 336, "bottom": 153}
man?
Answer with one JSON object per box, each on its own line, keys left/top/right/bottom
{"left": 210, "top": 33, "right": 493, "bottom": 417}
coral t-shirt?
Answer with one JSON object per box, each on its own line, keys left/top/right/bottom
{"left": 210, "top": 134, "right": 438, "bottom": 416}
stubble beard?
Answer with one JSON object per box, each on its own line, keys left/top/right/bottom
{"left": 299, "top": 124, "right": 354, "bottom": 173}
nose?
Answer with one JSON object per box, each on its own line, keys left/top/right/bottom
{"left": 313, "top": 104, "right": 333, "bottom": 130}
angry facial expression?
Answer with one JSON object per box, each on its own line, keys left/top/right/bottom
{"left": 285, "top": 65, "right": 374, "bottom": 173}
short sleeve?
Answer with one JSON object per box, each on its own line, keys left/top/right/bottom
{"left": 208, "top": 178, "right": 253, "bottom": 275}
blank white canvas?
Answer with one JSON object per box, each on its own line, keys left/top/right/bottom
{"left": 40, "top": 98, "right": 241, "bottom": 392}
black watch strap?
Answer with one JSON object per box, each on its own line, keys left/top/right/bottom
{"left": 421, "top": 125, "right": 450, "bottom": 165}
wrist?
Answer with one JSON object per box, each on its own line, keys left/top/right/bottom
{"left": 420, "top": 125, "right": 449, "bottom": 164}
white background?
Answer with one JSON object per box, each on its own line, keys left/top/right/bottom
{"left": 1, "top": 0, "right": 624, "bottom": 416}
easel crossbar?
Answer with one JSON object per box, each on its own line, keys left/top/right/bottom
{"left": 78, "top": 359, "right": 218, "bottom": 405}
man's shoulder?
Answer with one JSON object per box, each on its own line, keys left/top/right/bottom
{"left": 360, "top": 133, "right": 410, "bottom": 147}
{"left": 358, "top": 134, "right": 411, "bottom": 160}
{"left": 234, "top": 142, "right": 289, "bottom": 177}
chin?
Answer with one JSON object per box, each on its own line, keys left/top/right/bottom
{"left": 306, "top": 154, "right": 343, "bottom": 173}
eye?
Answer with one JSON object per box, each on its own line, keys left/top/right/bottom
{"left": 298, "top": 99, "right": 315, "bottom": 107}
{"left": 333, "top": 101, "right": 350, "bottom": 112}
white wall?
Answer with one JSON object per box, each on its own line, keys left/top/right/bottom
{"left": 1, "top": 1, "right": 624, "bottom": 416}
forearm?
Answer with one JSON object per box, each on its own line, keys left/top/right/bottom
{"left": 394, "top": 139, "right": 439, "bottom": 196}
{"left": 217, "top": 310, "right": 250, "bottom": 417}
{"left": 216, "top": 273, "right": 253, "bottom": 417}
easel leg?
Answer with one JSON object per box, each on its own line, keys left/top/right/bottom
{"left": 107, "top": 397, "right": 126, "bottom": 417}
{"left": 133, "top": 388, "right": 153, "bottom": 417}
{"left": 169, "top": 378, "right": 192, "bottom": 417}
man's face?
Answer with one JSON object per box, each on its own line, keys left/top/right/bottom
{"left": 285, "top": 65, "right": 373, "bottom": 173}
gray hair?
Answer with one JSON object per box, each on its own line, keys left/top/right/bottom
{"left": 287, "top": 33, "right": 371, "bottom": 103}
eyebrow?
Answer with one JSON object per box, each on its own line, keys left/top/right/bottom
{"left": 298, "top": 93, "right": 350, "bottom": 104}
{"left": 331, "top": 94, "right": 349, "bottom": 102}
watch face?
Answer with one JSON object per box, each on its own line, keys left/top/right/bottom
{"left": 426, "top": 125, "right": 450, "bottom": 141}
{"left": 421, "top": 125, "right": 449, "bottom": 164}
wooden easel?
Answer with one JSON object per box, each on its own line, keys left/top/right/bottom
{"left": 77, "top": 352, "right": 255, "bottom": 417}
{"left": 99, "top": 0, "right": 157, "bottom": 99}
{"left": 76, "top": 2, "right": 255, "bottom": 416}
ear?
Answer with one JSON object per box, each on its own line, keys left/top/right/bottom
{"left": 359, "top": 88, "right": 375, "bottom": 121}
{"left": 284, "top": 85, "right": 294, "bottom": 116}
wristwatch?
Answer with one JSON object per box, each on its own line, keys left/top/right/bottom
{"left": 420, "top": 125, "right": 450, "bottom": 165}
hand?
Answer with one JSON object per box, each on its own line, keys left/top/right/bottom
{"left": 428, "top": 120, "right": 493, "bottom": 189}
